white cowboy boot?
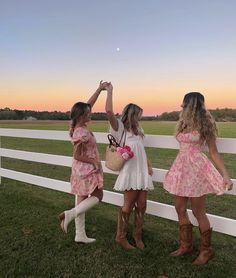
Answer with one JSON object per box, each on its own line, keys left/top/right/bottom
{"left": 59, "top": 196, "right": 99, "bottom": 233}
{"left": 74, "top": 213, "right": 96, "bottom": 243}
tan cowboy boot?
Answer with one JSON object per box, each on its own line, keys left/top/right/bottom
{"left": 193, "top": 228, "right": 214, "bottom": 265}
{"left": 115, "top": 208, "right": 135, "bottom": 250}
{"left": 170, "top": 223, "right": 193, "bottom": 256}
{"left": 133, "top": 206, "right": 145, "bottom": 250}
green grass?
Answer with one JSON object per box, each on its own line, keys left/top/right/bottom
{"left": 1, "top": 120, "right": 236, "bottom": 137}
{"left": 1, "top": 180, "right": 236, "bottom": 278}
{"left": 0, "top": 120, "right": 236, "bottom": 277}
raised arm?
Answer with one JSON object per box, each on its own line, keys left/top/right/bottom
{"left": 87, "top": 80, "right": 108, "bottom": 108}
{"left": 105, "top": 83, "right": 119, "bottom": 131}
{"left": 207, "top": 138, "right": 233, "bottom": 190}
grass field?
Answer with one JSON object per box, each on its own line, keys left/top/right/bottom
{"left": 0, "top": 120, "right": 236, "bottom": 278}
{"left": 1, "top": 120, "right": 236, "bottom": 137}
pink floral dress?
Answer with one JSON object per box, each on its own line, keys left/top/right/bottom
{"left": 163, "top": 131, "right": 227, "bottom": 197}
{"left": 70, "top": 126, "right": 103, "bottom": 196}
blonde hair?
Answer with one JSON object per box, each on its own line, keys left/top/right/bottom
{"left": 120, "top": 103, "right": 143, "bottom": 136}
{"left": 69, "top": 102, "right": 91, "bottom": 137}
{"left": 176, "top": 92, "right": 217, "bottom": 143}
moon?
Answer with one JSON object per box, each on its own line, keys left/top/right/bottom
{"left": 116, "top": 47, "right": 120, "bottom": 52}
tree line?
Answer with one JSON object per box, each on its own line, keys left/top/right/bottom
{"left": 0, "top": 107, "right": 236, "bottom": 121}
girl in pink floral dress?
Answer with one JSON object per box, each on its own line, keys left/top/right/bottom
{"left": 59, "top": 81, "right": 107, "bottom": 243}
{"left": 164, "top": 92, "right": 233, "bottom": 265}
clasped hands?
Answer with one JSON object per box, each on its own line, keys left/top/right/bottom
{"left": 98, "top": 80, "right": 113, "bottom": 93}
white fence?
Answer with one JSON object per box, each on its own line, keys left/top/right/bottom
{"left": 0, "top": 128, "right": 235, "bottom": 236}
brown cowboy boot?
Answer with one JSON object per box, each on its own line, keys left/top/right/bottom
{"left": 115, "top": 208, "right": 136, "bottom": 250}
{"left": 133, "top": 206, "right": 145, "bottom": 250}
{"left": 170, "top": 223, "right": 193, "bottom": 256}
{"left": 193, "top": 228, "right": 214, "bottom": 265}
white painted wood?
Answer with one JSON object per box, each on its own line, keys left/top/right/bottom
{"left": 0, "top": 128, "right": 236, "bottom": 153}
{"left": 0, "top": 148, "right": 72, "bottom": 167}
{"left": 0, "top": 128, "right": 70, "bottom": 141}
{"left": 1, "top": 148, "right": 235, "bottom": 195}
{"left": 1, "top": 168, "right": 235, "bottom": 237}
{"left": 0, "top": 128, "right": 235, "bottom": 237}
{"left": 215, "top": 138, "right": 236, "bottom": 154}
{"left": 0, "top": 168, "right": 70, "bottom": 193}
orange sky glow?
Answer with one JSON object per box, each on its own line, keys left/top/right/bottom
{"left": 1, "top": 86, "right": 235, "bottom": 116}
{"left": 1, "top": 2, "right": 236, "bottom": 116}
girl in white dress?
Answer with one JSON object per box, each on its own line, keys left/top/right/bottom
{"left": 105, "top": 83, "right": 154, "bottom": 250}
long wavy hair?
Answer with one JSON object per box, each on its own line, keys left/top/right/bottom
{"left": 176, "top": 92, "right": 217, "bottom": 143}
{"left": 120, "top": 103, "right": 143, "bottom": 136}
{"left": 69, "top": 102, "right": 91, "bottom": 137}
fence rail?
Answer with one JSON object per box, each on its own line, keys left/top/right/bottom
{"left": 0, "top": 128, "right": 235, "bottom": 236}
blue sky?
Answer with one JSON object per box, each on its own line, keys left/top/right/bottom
{"left": 1, "top": 0, "right": 236, "bottom": 114}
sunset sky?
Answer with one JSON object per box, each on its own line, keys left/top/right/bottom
{"left": 1, "top": 0, "right": 236, "bottom": 115}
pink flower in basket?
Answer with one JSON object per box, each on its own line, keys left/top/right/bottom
{"left": 117, "top": 145, "right": 134, "bottom": 160}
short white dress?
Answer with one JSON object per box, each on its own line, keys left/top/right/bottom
{"left": 110, "top": 119, "right": 154, "bottom": 191}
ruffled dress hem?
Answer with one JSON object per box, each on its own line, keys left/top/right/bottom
{"left": 114, "top": 185, "right": 154, "bottom": 192}
{"left": 163, "top": 187, "right": 228, "bottom": 198}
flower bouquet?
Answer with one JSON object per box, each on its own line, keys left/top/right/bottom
{"left": 116, "top": 146, "right": 134, "bottom": 160}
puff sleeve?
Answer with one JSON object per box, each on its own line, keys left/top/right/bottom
{"left": 71, "top": 127, "right": 89, "bottom": 145}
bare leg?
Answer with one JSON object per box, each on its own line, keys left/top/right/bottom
{"left": 91, "top": 188, "right": 103, "bottom": 202}
{"left": 136, "top": 190, "right": 147, "bottom": 212}
{"left": 191, "top": 196, "right": 210, "bottom": 233}
{"left": 174, "top": 196, "right": 190, "bottom": 225}
{"left": 122, "top": 189, "right": 139, "bottom": 213}
{"left": 133, "top": 190, "right": 147, "bottom": 250}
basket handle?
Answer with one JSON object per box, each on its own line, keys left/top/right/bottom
{"left": 107, "top": 134, "right": 120, "bottom": 147}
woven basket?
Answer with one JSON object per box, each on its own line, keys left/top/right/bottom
{"left": 105, "top": 145, "right": 126, "bottom": 171}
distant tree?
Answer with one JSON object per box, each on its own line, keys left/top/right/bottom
{"left": 14, "top": 110, "right": 24, "bottom": 119}
{"left": 1, "top": 108, "right": 236, "bottom": 121}
{"left": 142, "top": 116, "right": 158, "bottom": 121}
{"left": 91, "top": 112, "right": 107, "bottom": 120}
{"left": 158, "top": 111, "right": 179, "bottom": 121}
{"left": 0, "top": 110, "right": 17, "bottom": 120}
{"left": 210, "top": 108, "right": 236, "bottom": 122}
